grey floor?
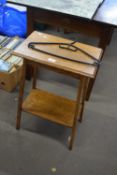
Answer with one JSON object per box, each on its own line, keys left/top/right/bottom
{"left": 0, "top": 29, "right": 117, "bottom": 175}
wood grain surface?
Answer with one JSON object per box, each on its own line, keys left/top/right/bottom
{"left": 22, "top": 89, "right": 76, "bottom": 127}
{"left": 13, "top": 31, "right": 102, "bottom": 78}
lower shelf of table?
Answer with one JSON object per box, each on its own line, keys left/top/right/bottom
{"left": 22, "top": 89, "right": 76, "bottom": 128}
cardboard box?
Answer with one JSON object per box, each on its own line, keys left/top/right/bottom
{"left": 0, "top": 59, "right": 23, "bottom": 92}
{"left": 0, "top": 36, "right": 23, "bottom": 92}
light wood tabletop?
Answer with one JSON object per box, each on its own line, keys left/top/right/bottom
{"left": 13, "top": 31, "right": 102, "bottom": 79}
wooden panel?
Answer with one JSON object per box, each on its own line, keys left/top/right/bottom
{"left": 22, "top": 89, "right": 76, "bottom": 127}
{"left": 33, "top": 8, "right": 102, "bottom": 37}
{"left": 13, "top": 31, "right": 102, "bottom": 78}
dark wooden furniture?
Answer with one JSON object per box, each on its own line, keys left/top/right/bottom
{"left": 7, "top": 0, "right": 116, "bottom": 99}
{"left": 13, "top": 31, "right": 102, "bottom": 150}
{"left": 7, "top": 0, "right": 117, "bottom": 51}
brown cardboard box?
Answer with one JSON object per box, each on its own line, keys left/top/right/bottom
{"left": 0, "top": 36, "right": 23, "bottom": 92}
{"left": 0, "top": 60, "right": 23, "bottom": 92}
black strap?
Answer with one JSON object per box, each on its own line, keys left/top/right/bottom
{"left": 28, "top": 41, "right": 101, "bottom": 66}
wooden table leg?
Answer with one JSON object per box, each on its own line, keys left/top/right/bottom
{"left": 69, "top": 77, "right": 87, "bottom": 150}
{"left": 27, "top": 7, "right": 34, "bottom": 36}
{"left": 85, "top": 78, "right": 94, "bottom": 101}
{"left": 86, "top": 27, "right": 112, "bottom": 101}
{"left": 107, "top": 28, "right": 114, "bottom": 46}
{"left": 85, "top": 26, "right": 110, "bottom": 101}
{"left": 32, "top": 64, "right": 38, "bottom": 89}
{"left": 26, "top": 7, "right": 35, "bottom": 80}
{"left": 79, "top": 78, "right": 89, "bottom": 122}
{"left": 16, "top": 60, "right": 26, "bottom": 129}
{"left": 98, "top": 26, "right": 114, "bottom": 51}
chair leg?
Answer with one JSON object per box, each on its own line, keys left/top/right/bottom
{"left": 16, "top": 60, "right": 26, "bottom": 129}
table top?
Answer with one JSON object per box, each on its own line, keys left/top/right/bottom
{"left": 7, "top": 0, "right": 117, "bottom": 26}
{"left": 13, "top": 31, "right": 102, "bottom": 78}
{"left": 7, "top": 0, "right": 104, "bottom": 19}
